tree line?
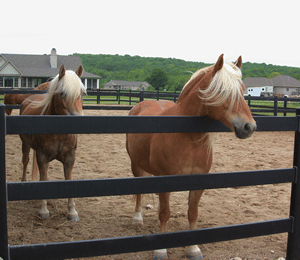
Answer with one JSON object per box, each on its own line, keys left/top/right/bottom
{"left": 72, "top": 53, "right": 300, "bottom": 91}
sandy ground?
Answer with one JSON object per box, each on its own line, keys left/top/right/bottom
{"left": 5, "top": 108, "right": 295, "bottom": 260}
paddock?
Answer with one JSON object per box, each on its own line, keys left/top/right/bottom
{"left": 2, "top": 107, "right": 295, "bottom": 259}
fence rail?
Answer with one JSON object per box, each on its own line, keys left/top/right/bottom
{"left": 1, "top": 104, "right": 300, "bottom": 259}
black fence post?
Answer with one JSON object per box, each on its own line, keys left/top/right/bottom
{"left": 97, "top": 89, "right": 100, "bottom": 104}
{"left": 139, "top": 90, "right": 144, "bottom": 102}
{"left": 117, "top": 89, "right": 120, "bottom": 105}
{"left": 286, "top": 107, "right": 300, "bottom": 259}
{"left": 0, "top": 104, "right": 9, "bottom": 260}
{"left": 284, "top": 96, "right": 287, "bottom": 117}
{"left": 129, "top": 89, "right": 132, "bottom": 105}
{"left": 274, "top": 96, "right": 278, "bottom": 116}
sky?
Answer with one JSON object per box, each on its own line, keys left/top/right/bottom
{"left": 2, "top": 0, "right": 300, "bottom": 67}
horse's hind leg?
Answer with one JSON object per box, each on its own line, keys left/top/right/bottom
{"left": 187, "top": 190, "right": 205, "bottom": 260}
{"left": 131, "top": 162, "right": 145, "bottom": 225}
{"left": 21, "top": 142, "right": 30, "bottom": 182}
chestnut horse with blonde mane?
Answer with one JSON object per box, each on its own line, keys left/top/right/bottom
{"left": 4, "top": 81, "right": 50, "bottom": 115}
{"left": 126, "top": 54, "right": 257, "bottom": 260}
{"left": 20, "top": 65, "right": 86, "bottom": 222}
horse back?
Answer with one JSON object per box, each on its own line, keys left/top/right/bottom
{"left": 129, "top": 100, "right": 175, "bottom": 116}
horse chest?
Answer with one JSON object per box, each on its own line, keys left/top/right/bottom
{"left": 150, "top": 134, "right": 212, "bottom": 175}
{"left": 31, "top": 134, "right": 77, "bottom": 161}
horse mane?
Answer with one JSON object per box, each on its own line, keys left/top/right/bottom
{"left": 35, "top": 70, "right": 86, "bottom": 114}
{"left": 180, "top": 61, "right": 243, "bottom": 112}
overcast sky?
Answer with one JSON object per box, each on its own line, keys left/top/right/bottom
{"left": 2, "top": 0, "right": 299, "bottom": 67}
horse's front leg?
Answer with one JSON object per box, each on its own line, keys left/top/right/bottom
{"left": 63, "top": 156, "right": 79, "bottom": 222}
{"left": 187, "top": 190, "right": 205, "bottom": 260}
{"left": 36, "top": 154, "right": 50, "bottom": 218}
{"left": 153, "top": 192, "right": 171, "bottom": 260}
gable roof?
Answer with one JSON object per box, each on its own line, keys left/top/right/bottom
{"left": 0, "top": 53, "right": 101, "bottom": 79}
{"left": 105, "top": 80, "right": 149, "bottom": 87}
{"left": 243, "top": 76, "right": 300, "bottom": 88}
{"left": 243, "top": 77, "right": 273, "bottom": 87}
{"left": 272, "top": 75, "right": 300, "bottom": 87}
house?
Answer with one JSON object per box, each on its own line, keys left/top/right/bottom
{"left": 0, "top": 48, "right": 101, "bottom": 89}
{"left": 243, "top": 77, "right": 274, "bottom": 97}
{"left": 272, "top": 75, "right": 300, "bottom": 97}
{"left": 104, "top": 80, "right": 150, "bottom": 91}
{"left": 243, "top": 75, "right": 300, "bottom": 97}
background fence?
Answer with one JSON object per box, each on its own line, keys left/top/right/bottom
{"left": 1, "top": 88, "right": 300, "bottom": 116}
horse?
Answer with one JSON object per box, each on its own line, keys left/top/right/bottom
{"left": 4, "top": 81, "right": 50, "bottom": 115}
{"left": 19, "top": 65, "right": 86, "bottom": 222}
{"left": 126, "top": 54, "right": 257, "bottom": 260}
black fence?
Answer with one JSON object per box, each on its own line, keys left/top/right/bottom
{"left": 1, "top": 103, "right": 300, "bottom": 259}
{"left": 1, "top": 88, "right": 300, "bottom": 116}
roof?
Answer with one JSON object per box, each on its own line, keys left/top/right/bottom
{"left": 0, "top": 53, "right": 101, "bottom": 79}
{"left": 105, "top": 80, "right": 149, "bottom": 87}
{"left": 243, "top": 76, "right": 300, "bottom": 88}
{"left": 272, "top": 75, "right": 300, "bottom": 87}
{"left": 243, "top": 77, "right": 273, "bottom": 87}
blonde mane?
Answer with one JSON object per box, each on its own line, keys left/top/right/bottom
{"left": 181, "top": 61, "right": 243, "bottom": 112}
{"left": 36, "top": 70, "right": 86, "bottom": 114}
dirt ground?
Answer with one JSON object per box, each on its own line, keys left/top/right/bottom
{"left": 5, "top": 108, "right": 295, "bottom": 260}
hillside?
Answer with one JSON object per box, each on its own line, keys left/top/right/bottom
{"left": 72, "top": 53, "right": 300, "bottom": 91}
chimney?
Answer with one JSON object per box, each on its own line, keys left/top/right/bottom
{"left": 50, "top": 48, "right": 57, "bottom": 68}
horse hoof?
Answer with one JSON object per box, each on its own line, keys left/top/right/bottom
{"left": 133, "top": 217, "right": 143, "bottom": 225}
{"left": 68, "top": 215, "right": 80, "bottom": 222}
{"left": 188, "top": 246, "right": 203, "bottom": 259}
{"left": 153, "top": 249, "right": 168, "bottom": 260}
{"left": 38, "top": 212, "right": 50, "bottom": 219}
{"left": 188, "top": 254, "right": 203, "bottom": 260}
{"left": 133, "top": 212, "right": 143, "bottom": 225}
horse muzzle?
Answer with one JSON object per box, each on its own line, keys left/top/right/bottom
{"left": 233, "top": 120, "right": 257, "bottom": 139}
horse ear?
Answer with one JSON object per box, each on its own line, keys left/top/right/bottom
{"left": 75, "top": 65, "right": 83, "bottom": 78}
{"left": 59, "top": 65, "right": 66, "bottom": 81}
{"left": 234, "top": 56, "right": 242, "bottom": 69}
{"left": 213, "top": 54, "right": 224, "bottom": 75}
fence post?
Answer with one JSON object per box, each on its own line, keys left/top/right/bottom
{"left": 274, "top": 96, "right": 278, "bottom": 116}
{"left": 0, "top": 104, "right": 9, "bottom": 260}
{"left": 284, "top": 96, "right": 287, "bottom": 117}
{"left": 286, "top": 107, "right": 300, "bottom": 259}
{"left": 97, "top": 89, "right": 100, "bottom": 104}
{"left": 139, "top": 90, "right": 144, "bottom": 102}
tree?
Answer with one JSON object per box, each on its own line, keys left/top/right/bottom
{"left": 146, "top": 68, "right": 168, "bottom": 90}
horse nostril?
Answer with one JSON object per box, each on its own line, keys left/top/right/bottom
{"left": 243, "top": 123, "right": 250, "bottom": 132}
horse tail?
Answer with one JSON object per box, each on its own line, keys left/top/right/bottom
{"left": 32, "top": 150, "right": 39, "bottom": 181}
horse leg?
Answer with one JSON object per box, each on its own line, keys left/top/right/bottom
{"left": 153, "top": 192, "right": 171, "bottom": 260}
{"left": 131, "top": 162, "right": 145, "bottom": 225}
{"left": 31, "top": 150, "right": 39, "bottom": 181}
{"left": 36, "top": 154, "right": 50, "bottom": 218}
{"left": 63, "top": 156, "right": 79, "bottom": 222}
{"left": 187, "top": 190, "right": 205, "bottom": 260}
{"left": 21, "top": 142, "right": 30, "bottom": 182}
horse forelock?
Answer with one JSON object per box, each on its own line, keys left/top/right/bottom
{"left": 198, "top": 61, "right": 243, "bottom": 111}
{"left": 36, "top": 70, "right": 86, "bottom": 114}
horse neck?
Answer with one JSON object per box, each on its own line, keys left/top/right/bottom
{"left": 43, "top": 95, "right": 67, "bottom": 115}
{"left": 172, "top": 74, "right": 209, "bottom": 116}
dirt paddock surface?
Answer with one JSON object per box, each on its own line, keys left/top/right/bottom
{"left": 5, "top": 108, "right": 295, "bottom": 260}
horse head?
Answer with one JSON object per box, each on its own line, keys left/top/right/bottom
{"left": 192, "top": 54, "right": 257, "bottom": 139}
{"left": 46, "top": 65, "right": 86, "bottom": 115}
